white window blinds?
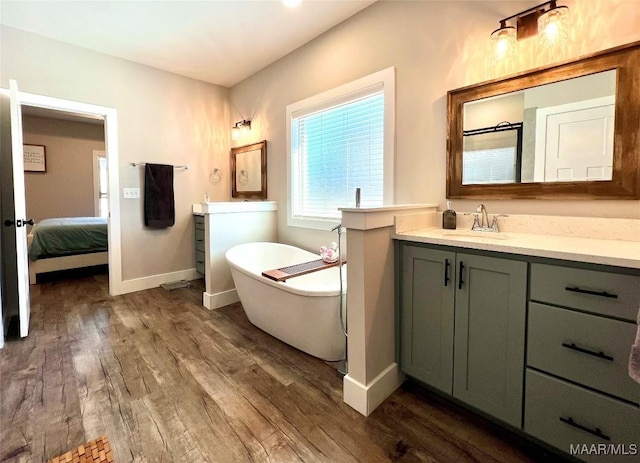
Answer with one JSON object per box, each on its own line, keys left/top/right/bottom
{"left": 291, "top": 89, "right": 384, "bottom": 221}
{"left": 463, "top": 147, "right": 516, "bottom": 184}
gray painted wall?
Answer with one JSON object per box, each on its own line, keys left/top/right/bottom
{"left": 23, "top": 115, "right": 105, "bottom": 224}
{"left": 1, "top": 26, "right": 230, "bottom": 281}
{"left": 229, "top": 0, "right": 640, "bottom": 253}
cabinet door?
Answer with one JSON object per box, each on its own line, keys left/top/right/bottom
{"left": 453, "top": 253, "right": 527, "bottom": 427}
{"left": 400, "top": 245, "right": 455, "bottom": 394}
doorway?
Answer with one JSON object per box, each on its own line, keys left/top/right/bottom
{"left": 22, "top": 107, "right": 109, "bottom": 284}
{"left": 17, "top": 90, "right": 122, "bottom": 297}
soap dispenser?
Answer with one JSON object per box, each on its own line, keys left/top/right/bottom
{"left": 442, "top": 201, "right": 457, "bottom": 230}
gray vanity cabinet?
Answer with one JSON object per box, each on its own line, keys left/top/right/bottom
{"left": 194, "top": 214, "right": 205, "bottom": 275}
{"left": 524, "top": 263, "right": 640, "bottom": 461}
{"left": 400, "top": 246, "right": 455, "bottom": 394}
{"left": 399, "top": 243, "right": 527, "bottom": 428}
{"left": 452, "top": 253, "right": 527, "bottom": 428}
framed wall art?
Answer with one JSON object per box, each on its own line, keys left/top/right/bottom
{"left": 23, "top": 144, "right": 46, "bottom": 172}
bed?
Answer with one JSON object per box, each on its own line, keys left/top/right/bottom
{"left": 28, "top": 217, "right": 109, "bottom": 284}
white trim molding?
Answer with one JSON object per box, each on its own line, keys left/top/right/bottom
{"left": 343, "top": 363, "right": 405, "bottom": 416}
{"left": 203, "top": 288, "right": 239, "bottom": 310}
{"left": 118, "top": 269, "right": 200, "bottom": 295}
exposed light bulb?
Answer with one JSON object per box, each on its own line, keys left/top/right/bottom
{"left": 544, "top": 21, "right": 559, "bottom": 40}
{"left": 496, "top": 35, "right": 511, "bottom": 59}
{"left": 490, "top": 25, "right": 516, "bottom": 61}
{"left": 538, "top": 5, "right": 569, "bottom": 47}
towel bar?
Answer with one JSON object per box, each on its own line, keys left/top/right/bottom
{"left": 131, "top": 162, "right": 189, "bottom": 170}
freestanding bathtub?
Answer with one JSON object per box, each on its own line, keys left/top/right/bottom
{"left": 225, "top": 242, "right": 346, "bottom": 361}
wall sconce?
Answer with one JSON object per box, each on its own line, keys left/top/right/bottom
{"left": 490, "top": 20, "right": 516, "bottom": 60}
{"left": 232, "top": 119, "right": 251, "bottom": 140}
{"left": 491, "top": 1, "right": 569, "bottom": 58}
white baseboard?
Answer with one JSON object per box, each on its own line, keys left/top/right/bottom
{"left": 343, "top": 362, "right": 405, "bottom": 416}
{"left": 203, "top": 288, "right": 239, "bottom": 310}
{"left": 116, "top": 268, "right": 200, "bottom": 295}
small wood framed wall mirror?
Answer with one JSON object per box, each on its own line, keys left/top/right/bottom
{"left": 231, "top": 140, "right": 267, "bottom": 199}
{"left": 447, "top": 41, "right": 640, "bottom": 199}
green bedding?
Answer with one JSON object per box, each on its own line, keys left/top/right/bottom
{"left": 28, "top": 217, "right": 108, "bottom": 261}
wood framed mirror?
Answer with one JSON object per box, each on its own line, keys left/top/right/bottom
{"left": 447, "top": 42, "right": 640, "bottom": 199}
{"left": 231, "top": 140, "right": 267, "bottom": 200}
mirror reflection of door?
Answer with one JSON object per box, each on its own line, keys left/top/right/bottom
{"left": 235, "top": 149, "right": 262, "bottom": 192}
{"left": 534, "top": 96, "right": 614, "bottom": 182}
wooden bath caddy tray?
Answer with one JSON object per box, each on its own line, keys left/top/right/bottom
{"left": 262, "top": 258, "right": 345, "bottom": 282}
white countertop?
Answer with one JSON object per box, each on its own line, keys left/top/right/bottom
{"left": 393, "top": 228, "right": 640, "bottom": 269}
{"left": 339, "top": 203, "right": 438, "bottom": 213}
{"left": 193, "top": 201, "right": 277, "bottom": 214}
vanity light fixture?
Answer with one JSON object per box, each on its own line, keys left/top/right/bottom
{"left": 491, "top": 1, "right": 569, "bottom": 58}
{"left": 231, "top": 119, "right": 251, "bottom": 140}
{"left": 490, "top": 20, "right": 516, "bottom": 61}
{"left": 537, "top": 2, "right": 569, "bottom": 47}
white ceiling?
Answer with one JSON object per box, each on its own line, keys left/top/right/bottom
{"left": 0, "top": 0, "right": 376, "bottom": 88}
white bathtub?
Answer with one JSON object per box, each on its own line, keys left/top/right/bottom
{"left": 225, "top": 242, "right": 346, "bottom": 361}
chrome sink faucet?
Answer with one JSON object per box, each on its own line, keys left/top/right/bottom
{"left": 476, "top": 204, "right": 490, "bottom": 228}
{"left": 471, "top": 204, "right": 508, "bottom": 232}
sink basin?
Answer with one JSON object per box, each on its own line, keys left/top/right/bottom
{"left": 439, "top": 229, "right": 510, "bottom": 240}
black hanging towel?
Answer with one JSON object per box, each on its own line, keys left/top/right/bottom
{"left": 144, "top": 163, "right": 175, "bottom": 228}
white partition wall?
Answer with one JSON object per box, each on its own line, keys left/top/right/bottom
{"left": 193, "top": 201, "right": 278, "bottom": 310}
{"left": 340, "top": 204, "right": 437, "bottom": 416}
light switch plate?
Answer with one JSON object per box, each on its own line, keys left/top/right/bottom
{"left": 123, "top": 187, "right": 140, "bottom": 199}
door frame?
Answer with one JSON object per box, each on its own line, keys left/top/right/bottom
{"left": 17, "top": 91, "right": 123, "bottom": 296}
{"left": 92, "top": 150, "right": 107, "bottom": 217}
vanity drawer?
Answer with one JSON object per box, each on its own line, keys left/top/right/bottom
{"left": 195, "top": 250, "right": 205, "bottom": 275}
{"left": 525, "top": 369, "right": 640, "bottom": 463}
{"left": 194, "top": 228, "right": 205, "bottom": 251}
{"left": 528, "top": 302, "right": 639, "bottom": 404}
{"left": 194, "top": 214, "right": 205, "bottom": 230}
{"left": 530, "top": 263, "right": 640, "bottom": 321}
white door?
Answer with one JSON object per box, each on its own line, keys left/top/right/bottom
{"left": 9, "top": 80, "right": 31, "bottom": 337}
{"left": 534, "top": 96, "right": 615, "bottom": 182}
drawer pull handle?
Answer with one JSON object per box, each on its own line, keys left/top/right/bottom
{"left": 561, "top": 342, "right": 614, "bottom": 361}
{"left": 564, "top": 286, "right": 618, "bottom": 299}
{"left": 444, "top": 259, "right": 450, "bottom": 287}
{"left": 559, "top": 417, "right": 611, "bottom": 441}
{"left": 458, "top": 261, "right": 465, "bottom": 290}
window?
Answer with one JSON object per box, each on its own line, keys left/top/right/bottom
{"left": 462, "top": 123, "right": 522, "bottom": 185}
{"left": 463, "top": 147, "right": 517, "bottom": 184}
{"left": 287, "top": 68, "right": 395, "bottom": 229}
{"left": 92, "top": 150, "right": 108, "bottom": 218}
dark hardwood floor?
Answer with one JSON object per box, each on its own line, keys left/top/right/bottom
{"left": 1, "top": 273, "right": 563, "bottom": 462}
